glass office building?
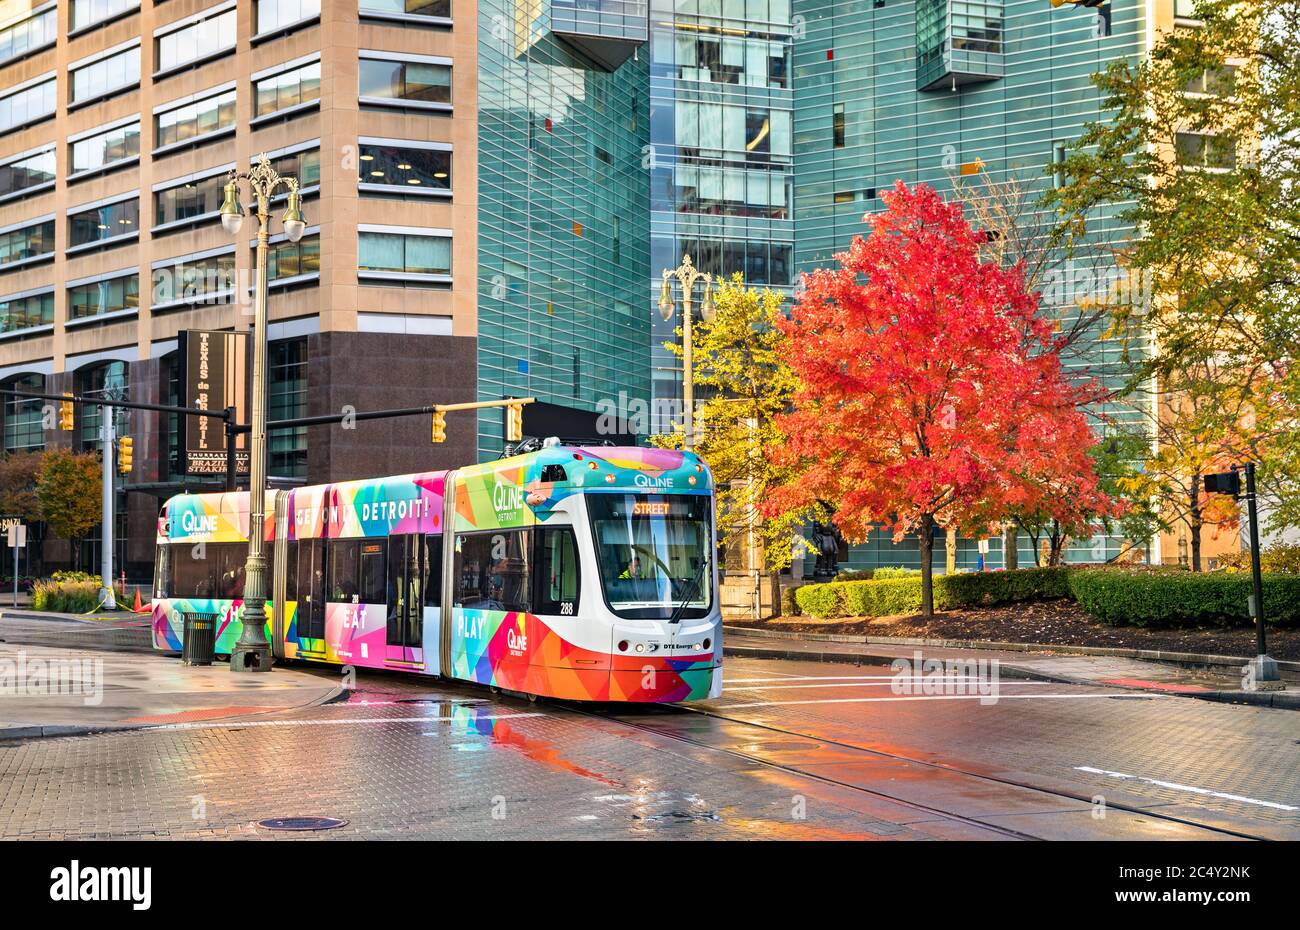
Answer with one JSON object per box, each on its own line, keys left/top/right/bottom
{"left": 789, "top": 0, "right": 1156, "bottom": 569}
{"left": 476, "top": 0, "right": 652, "bottom": 454}
{"left": 647, "top": 0, "right": 796, "bottom": 433}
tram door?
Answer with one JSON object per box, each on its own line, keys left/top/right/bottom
{"left": 296, "top": 539, "right": 327, "bottom": 647}
{"left": 386, "top": 534, "right": 423, "bottom": 665}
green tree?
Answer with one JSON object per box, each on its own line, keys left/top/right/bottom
{"left": 1047, "top": 0, "right": 1300, "bottom": 530}
{"left": 37, "top": 449, "right": 102, "bottom": 571}
{"left": 0, "top": 451, "right": 44, "bottom": 523}
{"left": 652, "top": 276, "right": 820, "bottom": 609}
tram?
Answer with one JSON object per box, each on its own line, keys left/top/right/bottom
{"left": 152, "top": 443, "right": 721, "bottom": 702}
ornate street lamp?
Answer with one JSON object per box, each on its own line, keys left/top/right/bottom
{"left": 219, "top": 154, "right": 306, "bottom": 673}
{"left": 658, "top": 254, "right": 715, "bottom": 450}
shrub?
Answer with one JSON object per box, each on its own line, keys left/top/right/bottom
{"left": 836, "top": 569, "right": 875, "bottom": 581}
{"left": 1215, "top": 544, "right": 1300, "bottom": 575}
{"left": 936, "top": 567, "right": 1070, "bottom": 609}
{"left": 780, "top": 584, "right": 802, "bottom": 617}
{"left": 842, "top": 577, "right": 923, "bottom": 616}
{"left": 1067, "top": 569, "right": 1300, "bottom": 627}
{"left": 873, "top": 566, "right": 920, "bottom": 579}
{"left": 32, "top": 573, "right": 105, "bottom": 613}
{"left": 794, "top": 582, "right": 846, "bottom": 618}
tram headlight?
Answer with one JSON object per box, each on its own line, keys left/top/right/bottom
{"left": 634, "top": 643, "right": 645, "bottom": 653}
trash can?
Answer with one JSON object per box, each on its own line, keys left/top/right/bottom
{"left": 182, "top": 612, "right": 217, "bottom": 666}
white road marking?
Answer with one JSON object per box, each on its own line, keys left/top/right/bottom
{"left": 1076, "top": 766, "right": 1298, "bottom": 812}
{"left": 725, "top": 675, "right": 1003, "bottom": 684}
{"left": 718, "top": 693, "right": 1170, "bottom": 708}
{"left": 145, "top": 713, "right": 545, "bottom": 732}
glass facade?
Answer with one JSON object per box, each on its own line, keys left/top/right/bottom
{"left": 263, "top": 234, "right": 321, "bottom": 283}
{"left": 69, "top": 197, "right": 138, "bottom": 247}
{"left": 1, "top": 6, "right": 56, "bottom": 64}
{"left": 475, "top": 0, "right": 650, "bottom": 456}
{"left": 789, "top": 0, "right": 1148, "bottom": 569}
{"left": 0, "top": 219, "right": 54, "bottom": 267}
{"left": 269, "top": 337, "right": 308, "bottom": 479}
{"left": 359, "top": 56, "right": 452, "bottom": 106}
{"left": 70, "top": 121, "right": 141, "bottom": 175}
{"left": 71, "top": 44, "right": 140, "bottom": 104}
{"left": 0, "top": 147, "right": 55, "bottom": 200}
{"left": 256, "top": 0, "right": 320, "bottom": 34}
{"left": 152, "top": 252, "right": 236, "bottom": 308}
{"left": 156, "top": 7, "right": 236, "bottom": 73}
{"left": 648, "top": 0, "right": 795, "bottom": 432}
{"left": 0, "top": 76, "right": 55, "bottom": 133}
{"left": 156, "top": 89, "right": 237, "bottom": 149}
{"left": 358, "top": 230, "right": 451, "bottom": 278}
{"left": 1, "top": 373, "right": 45, "bottom": 453}
{"left": 71, "top": 0, "right": 139, "bottom": 32}
{"left": 357, "top": 142, "right": 451, "bottom": 194}
{"left": 0, "top": 289, "right": 54, "bottom": 333}
{"left": 254, "top": 61, "right": 321, "bottom": 118}
{"left": 68, "top": 273, "right": 140, "bottom": 321}
{"left": 75, "top": 360, "right": 128, "bottom": 451}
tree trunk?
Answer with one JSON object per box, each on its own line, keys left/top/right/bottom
{"left": 1189, "top": 484, "right": 1203, "bottom": 572}
{"left": 945, "top": 525, "right": 958, "bottom": 575}
{"left": 1003, "top": 524, "right": 1018, "bottom": 571}
{"left": 918, "top": 513, "right": 935, "bottom": 618}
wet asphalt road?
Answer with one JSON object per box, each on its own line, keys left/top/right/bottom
{"left": 0, "top": 652, "right": 1295, "bottom": 840}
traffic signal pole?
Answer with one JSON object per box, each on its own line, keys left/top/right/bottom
{"left": 99, "top": 405, "right": 116, "bottom": 610}
{"left": 1243, "top": 462, "right": 1283, "bottom": 690}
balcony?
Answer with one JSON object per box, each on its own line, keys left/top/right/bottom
{"left": 550, "top": 0, "right": 647, "bottom": 72}
{"left": 916, "top": 0, "right": 1003, "bottom": 92}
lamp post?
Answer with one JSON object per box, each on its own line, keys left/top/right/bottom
{"left": 658, "top": 254, "right": 715, "bottom": 450}
{"left": 219, "top": 154, "right": 306, "bottom": 673}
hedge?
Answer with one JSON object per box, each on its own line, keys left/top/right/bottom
{"left": 791, "top": 567, "right": 1070, "bottom": 619}
{"left": 1067, "top": 570, "right": 1300, "bottom": 627}
{"left": 32, "top": 571, "right": 105, "bottom": 614}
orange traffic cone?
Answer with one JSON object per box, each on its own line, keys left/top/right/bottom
{"left": 132, "top": 589, "right": 147, "bottom": 613}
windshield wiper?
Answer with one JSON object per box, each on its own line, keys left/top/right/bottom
{"left": 668, "top": 557, "right": 708, "bottom": 625}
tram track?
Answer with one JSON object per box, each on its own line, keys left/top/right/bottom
{"left": 576, "top": 701, "right": 1274, "bottom": 841}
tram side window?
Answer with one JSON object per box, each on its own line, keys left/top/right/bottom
{"left": 213, "top": 543, "right": 246, "bottom": 599}
{"left": 424, "top": 535, "right": 443, "bottom": 605}
{"left": 329, "top": 539, "right": 360, "bottom": 601}
{"left": 283, "top": 541, "right": 298, "bottom": 601}
{"left": 534, "top": 528, "right": 579, "bottom": 616}
{"left": 359, "top": 541, "right": 387, "bottom": 603}
{"left": 297, "top": 540, "right": 324, "bottom": 602}
{"left": 170, "top": 542, "right": 214, "bottom": 598}
{"left": 454, "top": 531, "right": 530, "bottom": 612}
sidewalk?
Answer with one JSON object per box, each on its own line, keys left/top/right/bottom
{"left": 725, "top": 627, "right": 1300, "bottom": 710}
{"left": 0, "top": 621, "right": 343, "bottom": 740}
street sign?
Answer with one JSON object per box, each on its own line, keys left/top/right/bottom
{"left": 6, "top": 524, "right": 26, "bottom": 548}
{"left": 1204, "top": 470, "right": 1241, "bottom": 497}
{"left": 179, "top": 330, "right": 250, "bottom": 476}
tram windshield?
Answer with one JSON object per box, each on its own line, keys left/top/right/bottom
{"left": 587, "top": 493, "right": 713, "bottom": 620}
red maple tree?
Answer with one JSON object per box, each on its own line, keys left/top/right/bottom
{"left": 764, "top": 182, "right": 1112, "bottom": 615}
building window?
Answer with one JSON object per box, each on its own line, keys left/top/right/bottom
{"left": 1183, "top": 65, "right": 1237, "bottom": 96}
{"left": 262, "top": 234, "right": 321, "bottom": 283}
{"left": 254, "top": 60, "right": 322, "bottom": 119}
{"left": 155, "top": 88, "right": 237, "bottom": 150}
{"left": 68, "top": 273, "right": 140, "bottom": 322}
{"left": 359, "top": 53, "right": 452, "bottom": 108}
{"left": 1176, "top": 132, "right": 1236, "bottom": 169}
{"left": 269, "top": 337, "right": 308, "bottom": 478}
{"left": 833, "top": 103, "right": 845, "bottom": 148}
{"left": 357, "top": 140, "right": 451, "bottom": 194}
{"left": 154, "top": 173, "right": 230, "bottom": 229}
{"left": 1, "top": 373, "right": 45, "bottom": 453}
{"left": 75, "top": 361, "right": 129, "bottom": 451}
{"left": 0, "top": 289, "right": 54, "bottom": 334}
{"left": 155, "top": 6, "right": 237, "bottom": 75}
{"left": 256, "top": 0, "right": 321, "bottom": 35}
{"left": 71, "top": 0, "right": 139, "bottom": 32}
{"left": 70, "top": 120, "right": 141, "bottom": 177}
{"left": 70, "top": 43, "right": 140, "bottom": 105}
{"left": 0, "top": 74, "right": 56, "bottom": 133}
{"left": 0, "top": 219, "right": 55, "bottom": 268}
{"left": 69, "top": 197, "right": 139, "bottom": 248}
{"left": 152, "top": 250, "right": 237, "bottom": 309}
{"left": 0, "top": 147, "right": 55, "bottom": 201}
{"left": 1053, "top": 142, "right": 1068, "bottom": 188}
{"left": 0, "top": 5, "right": 57, "bottom": 65}
{"left": 360, "top": 0, "right": 451, "bottom": 21}
{"left": 672, "top": 165, "right": 788, "bottom": 219}
{"left": 358, "top": 229, "right": 451, "bottom": 280}
{"left": 266, "top": 147, "right": 321, "bottom": 189}
{"left": 1174, "top": 0, "right": 1200, "bottom": 19}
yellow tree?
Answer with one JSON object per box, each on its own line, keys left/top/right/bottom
{"left": 36, "top": 449, "right": 102, "bottom": 572}
{"left": 652, "top": 276, "right": 820, "bottom": 608}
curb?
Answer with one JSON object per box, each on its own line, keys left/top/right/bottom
{"left": 723, "top": 625, "right": 1300, "bottom": 682}
{"left": 723, "top": 637, "right": 1300, "bottom": 710}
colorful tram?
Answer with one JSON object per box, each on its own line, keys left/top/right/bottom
{"left": 152, "top": 445, "right": 721, "bottom": 702}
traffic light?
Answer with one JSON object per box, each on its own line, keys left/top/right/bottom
{"left": 1051, "top": 0, "right": 1107, "bottom": 7}
{"left": 58, "top": 397, "right": 74, "bottom": 431}
{"left": 430, "top": 410, "right": 446, "bottom": 443}
{"left": 1204, "top": 470, "right": 1241, "bottom": 498}
{"left": 505, "top": 404, "right": 523, "bottom": 443}
{"left": 117, "top": 436, "right": 133, "bottom": 474}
